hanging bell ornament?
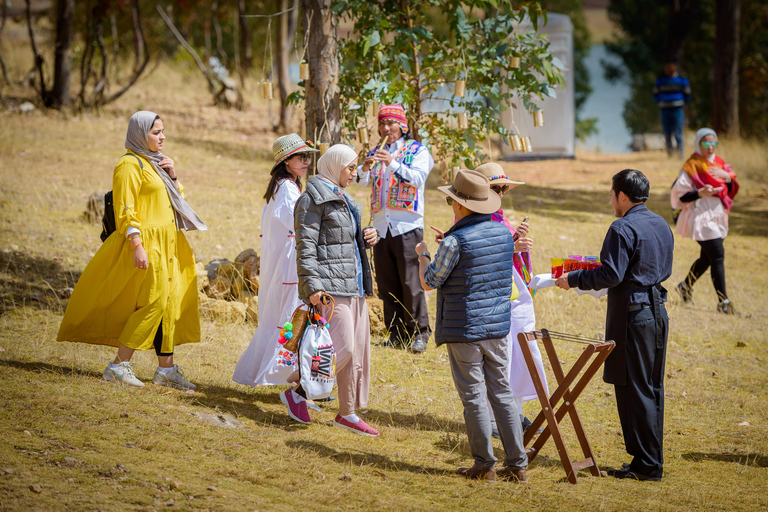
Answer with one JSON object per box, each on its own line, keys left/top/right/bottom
{"left": 457, "top": 112, "right": 469, "bottom": 130}
{"left": 454, "top": 79, "right": 466, "bottom": 98}
{"left": 358, "top": 126, "right": 369, "bottom": 144}
{"left": 533, "top": 110, "right": 545, "bottom": 127}
{"left": 319, "top": 143, "right": 329, "bottom": 156}
{"left": 509, "top": 56, "right": 521, "bottom": 68}
{"left": 520, "top": 137, "right": 529, "bottom": 153}
{"left": 509, "top": 135, "right": 523, "bottom": 152}
{"left": 262, "top": 82, "right": 273, "bottom": 99}
{"left": 523, "top": 136, "right": 533, "bottom": 153}
{"left": 370, "top": 101, "right": 380, "bottom": 117}
{"left": 451, "top": 165, "right": 461, "bottom": 182}
{"left": 299, "top": 62, "right": 309, "bottom": 80}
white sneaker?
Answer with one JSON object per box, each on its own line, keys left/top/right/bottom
{"left": 152, "top": 364, "right": 196, "bottom": 390}
{"left": 103, "top": 362, "right": 145, "bottom": 387}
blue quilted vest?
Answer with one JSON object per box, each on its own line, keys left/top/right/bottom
{"left": 434, "top": 213, "right": 515, "bottom": 346}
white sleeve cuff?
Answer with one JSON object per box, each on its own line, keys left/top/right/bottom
{"left": 126, "top": 227, "right": 140, "bottom": 238}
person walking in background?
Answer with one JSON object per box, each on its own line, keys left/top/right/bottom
{"left": 653, "top": 61, "right": 691, "bottom": 158}
{"left": 416, "top": 170, "right": 528, "bottom": 483}
{"left": 57, "top": 111, "right": 206, "bottom": 390}
{"left": 356, "top": 104, "right": 434, "bottom": 353}
{"left": 671, "top": 128, "right": 739, "bottom": 314}
{"left": 293, "top": 144, "right": 380, "bottom": 436}
{"left": 232, "top": 134, "right": 318, "bottom": 415}
{"left": 555, "top": 169, "right": 673, "bottom": 482}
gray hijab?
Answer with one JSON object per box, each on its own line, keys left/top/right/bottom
{"left": 124, "top": 111, "right": 207, "bottom": 232}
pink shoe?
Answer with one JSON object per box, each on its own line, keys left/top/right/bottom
{"left": 333, "top": 414, "right": 379, "bottom": 436}
{"left": 280, "top": 389, "right": 311, "bottom": 424}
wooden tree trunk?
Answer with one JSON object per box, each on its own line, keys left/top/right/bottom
{"left": 712, "top": 0, "right": 740, "bottom": 136}
{"left": 238, "top": 0, "right": 252, "bottom": 75}
{"left": 664, "top": 0, "right": 694, "bottom": 65}
{"left": 0, "top": 2, "right": 11, "bottom": 85}
{"left": 276, "top": 0, "right": 299, "bottom": 132}
{"left": 301, "top": 0, "right": 341, "bottom": 145}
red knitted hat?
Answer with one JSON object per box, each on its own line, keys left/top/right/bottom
{"left": 378, "top": 104, "right": 409, "bottom": 133}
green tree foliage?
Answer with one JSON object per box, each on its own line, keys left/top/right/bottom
{"left": 329, "top": 0, "right": 565, "bottom": 170}
{"left": 606, "top": 0, "right": 768, "bottom": 139}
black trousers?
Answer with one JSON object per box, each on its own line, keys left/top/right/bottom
{"left": 685, "top": 237, "right": 727, "bottom": 301}
{"left": 153, "top": 322, "right": 173, "bottom": 357}
{"left": 614, "top": 302, "right": 668, "bottom": 478}
{"left": 373, "top": 228, "right": 431, "bottom": 343}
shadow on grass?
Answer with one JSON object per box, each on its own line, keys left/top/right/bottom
{"left": 0, "top": 359, "right": 102, "bottom": 379}
{"left": 364, "top": 409, "right": 466, "bottom": 434}
{"left": 682, "top": 452, "right": 768, "bottom": 467}
{"left": 285, "top": 439, "right": 452, "bottom": 476}
{"left": 507, "top": 186, "right": 768, "bottom": 237}
{"left": 0, "top": 251, "right": 81, "bottom": 315}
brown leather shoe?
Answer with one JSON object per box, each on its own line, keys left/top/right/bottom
{"left": 496, "top": 466, "right": 528, "bottom": 483}
{"left": 456, "top": 465, "right": 497, "bottom": 481}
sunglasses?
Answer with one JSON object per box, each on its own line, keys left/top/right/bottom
{"left": 293, "top": 154, "right": 313, "bottom": 163}
{"left": 446, "top": 197, "right": 453, "bottom": 206}
{"left": 491, "top": 185, "right": 509, "bottom": 194}
{"left": 701, "top": 141, "right": 719, "bottom": 149}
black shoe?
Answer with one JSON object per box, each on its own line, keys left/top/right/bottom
{"left": 380, "top": 338, "right": 400, "bottom": 348}
{"left": 606, "top": 467, "right": 661, "bottom": 482}
{"left": 491, "top": 424, "right": 500, "bottom": 439}
{"left": 716, "top": 299, "right": 740, "bottom": 316}
{"left": 522, "top": 416, "right": 532, "bottom": 432}
{"left": 315, "top": 395, "right": 336, "bottom": 402}
{"left": 675, "top": 282, "right": 693, "bottom": 304}
{"left": 409, "top": 338, "right": 427, "bottom": 353}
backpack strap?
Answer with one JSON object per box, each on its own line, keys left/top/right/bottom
{"left": 123, "top": 152, "right": 144, "bottom": 169}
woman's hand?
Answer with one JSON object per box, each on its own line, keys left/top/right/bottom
{"left": 159, "top": 156, "right": 176, "bottom": 179}
{"left": 708, "top": 167, "right": 731, "bottom": 182}
{"left": 133, "top": 245, "right": 149, "bottom": 270}
{"left": 514, "top": 221, "right": 529, "bottom": 240}
{"left": 363, "top": 227, "right": 379, "bottom": 247}
{"left": 309, "top": 290, "right": 324, "bottom": 306}
{"left": 514, "top": 237, "right": 533, "bottom": 253}
{"left": 698, "top": 184, "right": 722, "bottom": 197}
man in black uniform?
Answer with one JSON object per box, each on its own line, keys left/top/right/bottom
{"left": 555, "top": 169, "right": 673, "bottom": 482}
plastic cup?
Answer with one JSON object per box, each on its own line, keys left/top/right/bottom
{"left": 551, "top": 258, "right": 564, "bottom": 278}
{"left": 564, "top": 258, "right": 578, "bottom": 272}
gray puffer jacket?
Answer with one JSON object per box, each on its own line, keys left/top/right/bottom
{"left": 294, "top": 176, "right": 373, "bottom": 301}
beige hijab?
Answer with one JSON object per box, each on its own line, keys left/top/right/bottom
{"left": 125, "top": 111, "right": 207, "bottom": 232}
{"left": 317, "top": 144, "right": 358, "bottom": 188}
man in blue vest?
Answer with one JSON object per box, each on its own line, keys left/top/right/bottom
{"left": 555, "top": 169, "right": 673, "bottom": 481}
{"left": 415, "top": 170, "right": 528, "bottom": 482}
{"left": 653, "top": 61, "right": 691, "bottom": 158}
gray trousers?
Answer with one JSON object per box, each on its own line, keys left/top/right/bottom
{"left": 447, "top": 337, "right": 528, "bottom": 470}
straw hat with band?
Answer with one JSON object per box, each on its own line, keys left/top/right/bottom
{"left": 270, "top": 133, "right": 318, "bottom": 174}
{"left": 437, "top": 170, "right": 501, "bottom": 215}
{"left": 474, "top": 162, "right": 525, "bottom": 189}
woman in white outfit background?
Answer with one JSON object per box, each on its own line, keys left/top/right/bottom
{"left": 232, "top": 134, "right": 318, "bottom": 388}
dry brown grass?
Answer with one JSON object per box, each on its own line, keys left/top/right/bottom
{"left": 1, "top": 43, "right": 768, "bottom": 511}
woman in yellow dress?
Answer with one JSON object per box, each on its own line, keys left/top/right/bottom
{"left": 57, "top": 111, "right": 207, "bottom": 389}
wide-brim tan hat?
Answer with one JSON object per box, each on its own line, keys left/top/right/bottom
{"left": 474, "top": 162, "right": 525, "bottom": 188}
{"left": 437, "top": 169, "right": 501, "bottom": 215}
{"left": 270, "top": 133, "right": 319, "bottom": 174}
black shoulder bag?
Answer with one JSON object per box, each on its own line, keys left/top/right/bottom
{"left": 101, "top": 153, "right": 143, "bottom": 242}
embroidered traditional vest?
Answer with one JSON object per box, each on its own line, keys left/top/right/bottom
{"left": 369, "top": 140, "right": 423, "bottom": 213}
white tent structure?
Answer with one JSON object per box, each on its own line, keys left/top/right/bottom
{"left": 500, "top": 13, "right": 575, "bottom": 160}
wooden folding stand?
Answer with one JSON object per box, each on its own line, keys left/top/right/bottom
{"left": 517, "top": 329, "right": 615, "bottom": 484}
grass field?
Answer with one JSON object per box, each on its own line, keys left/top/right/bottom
{"left": 1, "top": 53, "right": 767, "bottom": 511}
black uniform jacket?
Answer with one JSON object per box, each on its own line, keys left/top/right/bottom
{"left": 568, "top": 204, "right": 674, "bottom": 385}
